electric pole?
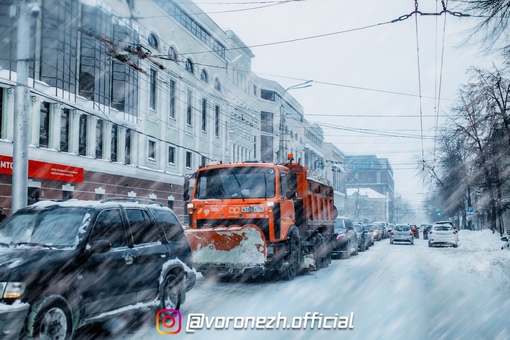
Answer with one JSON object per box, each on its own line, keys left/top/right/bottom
{"left": 13, "top": 0, "right": 38, "bottom": 212}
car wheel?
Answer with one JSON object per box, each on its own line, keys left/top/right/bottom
{"left": 160, "top": 273, "right": 182, "bottom": 310}
{"left": 25, "top": 295, "right": 72, "bottom": 340}
{"left": 453, "top": 243, "right": 458, "bottom": 248}
{"left": 411, "top": 240, "right": 414, "bottom": 245}
{"left": 342, "top": 244, "right": 351, "bottom": 260}
{"left": 428, "top": 241, "right": 432, "bottom": 247}
{"left": 390, "top": 240, "right": 394, "bottom": 244}
{"left": 360, "top": 242, "right": 366, "bottom": 252}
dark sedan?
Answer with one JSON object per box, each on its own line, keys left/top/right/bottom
{"left": 331, "top": 217, "right": 359, "bottom": 259}
{"left": 354, "top": 223, "right": 371, "bottom": 252}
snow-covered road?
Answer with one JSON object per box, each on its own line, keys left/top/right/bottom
{"left": 77, "top": 230, "right": 509, "bottom": 340}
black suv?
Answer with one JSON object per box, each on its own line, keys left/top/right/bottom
{"left": 0, "top": 198, "right": 196, "bottom": 339}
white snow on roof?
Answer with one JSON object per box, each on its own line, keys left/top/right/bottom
{"left": 346, "top": 187, "right": 386, "bottom": 199}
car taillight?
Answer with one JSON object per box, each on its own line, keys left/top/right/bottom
{"left": 429, "top": 231, "right": 432, "bottom": 234}
{"left": 409, "top": 233, "right": 413, "bottom": 237}
{"left": 453, "top": 231, "right": 457, "bottom": 234}
{"left": 390, "top": 233, "right": 394, "bottom": 236}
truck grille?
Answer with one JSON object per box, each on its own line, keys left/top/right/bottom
{"left": 197, "top": 218, "right": 270, "bottom": 241}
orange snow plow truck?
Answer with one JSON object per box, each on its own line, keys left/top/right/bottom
{"left": 184, "top": 157, "right": 337, "bottom": 280}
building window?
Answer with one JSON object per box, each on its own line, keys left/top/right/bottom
{"left": 201, "top": 156, "right": 207, "bottom": 167}
{"left": 185, "top": 58, "right": 194, "bottom": 74}
{"left": 111, "top": 124, "right": 118, "bottom": 162}
{"left": 28, "top": 187, "right": 39, "bottom": 206}
{"left": 214, "top": 78, "right": 221, "bottom": 91}
{"left": 39, "top": 102, "right": 50, "bottom": 148}
{"left": 96, "top": 119, "right": 103, "bottom": 159}
{"left": 201, "top": 98, "right": 207, "bottom": 132}
{"left": 261, "top": 89, "right": 276, "bottom": 102}
{"left": 148, "top": 140, "right": 156, "bottom": 161}
{"left": 168, "top": 46, "right": 177, "bottom": 61}
{"left": 186, "top": 89, "right": 193, "bottom": 126}
{"left": 150, "top": 69, "right": 157, "bottom": 110}
{"left": 215, "top": 105, "right": 220, "bottom": 137}
{"left": 167, "top": 200, "right": 174, "bottom": 209}
{"left": 79, "top": 72, "right": 94, "bottom": 100}
{"left": 125, "top": 129, "right": 131, "bottom": 164}
{"left": 168, "top": 146, "right": 175, "bottom": 164}
{"left": 62, "top": 190, "right": 73, "bottom": 200}
{"left": 200, "top": 69, "right": 208, "bottom": 83}
{"left": 0, "top": 88, "right": 3, "bottom": 138}
{"left": 79, "top": 114, "right": 87, "bottom": 156}
{"left": 261, "top": 111, "right": 274, "bottom": 133}
{"left": 148, "top": 33, "right": 159, "bottom": 49}
{"left": 185, "top": 151, "right": 192, "bottom": 169}
{"left": 60, "top": 108, "right": 70, "bottom": 152}
{"left": 169, "top": 79, "right": 176, "bottom": 119}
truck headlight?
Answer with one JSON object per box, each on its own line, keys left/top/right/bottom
{"left": 2, "top": 282, "right": 26, "bottom": 299}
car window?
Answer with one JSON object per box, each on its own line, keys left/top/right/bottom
{"left": 149, "top": 208, "right": 185, "bottom": 241}
{"left": 126, "top": 208, "right": 161, "bottom": 244}
{"left": 402, "top": 226, "right": 410, "bottom": 231}
{"left": 434, "top": 225, "right": 451, "bottom": 231}
{"left": 89, "top": 209, "right": 127, "bottom": 248}
{"left": 334, "top": 219, "right": 347, "bottom": 232}
{"left": 354, "top": 224, "right": 362, "bottom": 233}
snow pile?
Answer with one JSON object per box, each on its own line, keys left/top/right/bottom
{"left": 119, "top": 229, "right": 510, "bottom": 340}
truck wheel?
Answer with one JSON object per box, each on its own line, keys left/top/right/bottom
{"left": 316, "top": 234, "right": 329, "bottom": 268}
{"left": 160, "top": 273, "right": 182, "bottom": 310}
{"left": 282, "top": 234, "right": 299, "bottom": 280}
{"left": 25, "top": 295, "right": 72, "bottom": 340}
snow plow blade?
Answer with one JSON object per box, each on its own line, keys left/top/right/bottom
{"left": 184, "top": 224, "right": 267, "bottom": 274}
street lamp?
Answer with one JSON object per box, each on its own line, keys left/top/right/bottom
{"left": 278, "top": 80, "right": 313, "bottom": 163}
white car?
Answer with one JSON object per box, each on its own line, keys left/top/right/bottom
{"left": 428, "top": 222, "right": 458, "bottom": 247}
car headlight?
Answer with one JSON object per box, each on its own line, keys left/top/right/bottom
{"left": 1, "top": 282, "right": 26, "bottom": 299}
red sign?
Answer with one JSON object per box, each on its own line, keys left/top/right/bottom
{"left": 0, "top": 155, "right": 84, "bottom": 183}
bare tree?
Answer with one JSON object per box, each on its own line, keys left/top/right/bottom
{"left": 455, "top": 0, "right": 510, "bottom": 52}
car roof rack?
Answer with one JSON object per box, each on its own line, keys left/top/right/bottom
{"left": 100, "top": 197, "right": 163, "bottom": 207}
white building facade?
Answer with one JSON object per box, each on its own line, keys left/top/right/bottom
{"left": 0, "top": 0, "right": 333, "bottom": 221}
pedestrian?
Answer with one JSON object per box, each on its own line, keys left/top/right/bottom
{"left": 0, "top": 208, "right": 6, "bottom": 223}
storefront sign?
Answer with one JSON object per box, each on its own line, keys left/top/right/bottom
{"left": 0, "top": 155, "right": 84, "bottom": 183}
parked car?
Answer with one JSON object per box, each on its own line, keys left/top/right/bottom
{"left": 0, "top": 199, "right": 196, "bottom": 339}
{"left": 332, "top": 216, "right": 358, "bottom": 259}
{"left": 422, "top": 224, "right": 433, "bottom": 240}
{"left": 354, "top": 223, "right": 371, "bottom": 252}
{"left": 502, "top": 235, "right": 509, "bottom": 250}
{"left": 390, "top": 224, "right": 414, "bottom": 245}
{"left": 428, "top": 222, "right": 458, "bottom": 247}
{"left": 374, "top": 221, "right": 389, "bottom": 239}
{"left": 409, "top": 224, "right": 419, "bottom": 239}
{"left": 368, "top": 224, "right": 382, "bottom": 241}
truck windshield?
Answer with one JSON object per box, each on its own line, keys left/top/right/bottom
{"left": 195, "top": 166, "right": 276, "bottom": 199}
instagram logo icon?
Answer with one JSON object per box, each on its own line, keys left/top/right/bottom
{"left": 156, "top": 309, "right": 182, "bottom": 334}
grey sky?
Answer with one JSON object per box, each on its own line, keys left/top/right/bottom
{"left": 194, "top": 0, "right": 499, "bottom": 212}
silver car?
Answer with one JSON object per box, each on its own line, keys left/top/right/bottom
{"left": 390, "top": 224, "right": 414, "bottom": 245}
